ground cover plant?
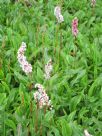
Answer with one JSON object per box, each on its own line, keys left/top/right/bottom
{"left": 0, "top": 0, "right": 102, "bottom": 135}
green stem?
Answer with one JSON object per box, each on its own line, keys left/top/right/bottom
{"left": 54, "top": 24, "right": 59, "bottom": 58}
{"left": 42, "top": 32, "right": 45, "bottom": 65}
{"left": 58, "top": 26, "right": 62, "bottom": 66}
{"left": 35, "top": 102, "right": 39, "bottom": 133}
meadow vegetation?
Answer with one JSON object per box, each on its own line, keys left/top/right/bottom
{"left": 0, "top": 0, "right": 102, "bottom": 135}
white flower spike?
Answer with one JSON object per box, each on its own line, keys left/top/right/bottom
{"left": 34, "top": 83, "right": 53, "bottom": 109}
{"left": 54, "top": 6, "right": 64, "bottom": 23}
{"left": 17, "top": 42, "right": 32, "bottom": 74}
{"left": 44, "top": 59, "right": 53, "bottom": 80}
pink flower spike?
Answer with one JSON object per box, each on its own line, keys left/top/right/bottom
{"left": 91, "top": 0, "right": 96, "bottom": 7}
{"left": 17, "top": 42, "right": 32, "bottom": 75}
{"left": 34, "top": 83, "right": 53, "bottom": 109}
{"left": 72, "top": 17, "right": 79, "bottom": 37}
{"left": 54, "top": 6, "right": 61, "bottom": 17}
{"left": 44, "top": 59, "right": 53, "bottom": 80}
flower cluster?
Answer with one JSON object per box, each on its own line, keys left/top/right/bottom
{"left": 44, "top": 59, "right": 53, "bottom": 80}
{"left": 54, "top": 6, "right": 64, "bottom": 23}
{"left": 34, "top": 83, "right": 53, "bottom": 109}
{"left": 91, "top": 0, "right": 96, "bottom": 7}
{"left": 17, "top": 42, "right": 32, "bottom": 74}
{"left": 84, "top": 130, "right": 93, "bottom": 136}
{"left": 72, "top": 17, "right": 78, "bottom": 37}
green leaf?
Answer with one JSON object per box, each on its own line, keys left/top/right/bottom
{"left": 69, "top": 94, "right": 82, "bottom": 112}
{"left": 45, "top": 111, "right": 54, "bottom": 122}
{"left": 5, "top": 73, "right": 11, "bottom": 84}
{"left": 5, "top": 119, "right": 16, "bottom": 131}
{"left": 61, "top": 119, "right": 72, "bottom": 136}
{"left": 67, "top": 111, "right": 76, "bottom": 122}
{"left": 0, "top": 93, "right": 7, "bottom": 110}
{"left": 1, "top": 81, "right": 10, "bottom": 93}
{"left": 88, "top": 74, "right": 102, "bottom": 96}
{"left": 0, "top": 69, "right": 4, "bottom": 80}
{"left": 14, "top": 71, "right": 28, "bottom": 84}
{"left": 51, "top": 126, "right": 60, "bottom": 136}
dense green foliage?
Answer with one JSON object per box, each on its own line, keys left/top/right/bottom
{"left": 0, "top": 0, "right": 102, "bottom": 135}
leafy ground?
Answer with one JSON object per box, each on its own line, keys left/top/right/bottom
{"left": 0, "top": 0, "right": 102, "bottom": 136}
